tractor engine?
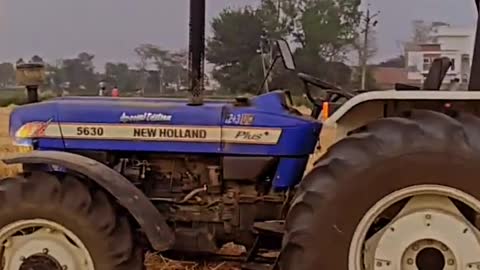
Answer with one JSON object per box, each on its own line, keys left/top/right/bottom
{"left": 110, "top": 153, "right": 284, "bottom": 253}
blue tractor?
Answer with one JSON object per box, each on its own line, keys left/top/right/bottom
{"left": 4, "top": 1, "right": 480, "bottom": 270}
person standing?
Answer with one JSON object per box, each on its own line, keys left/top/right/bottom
{"left": 111, "top": 86, "right": 119, "bottom": 97}
{"left": 98, "top": 82, "right": 106, "bottom": 96}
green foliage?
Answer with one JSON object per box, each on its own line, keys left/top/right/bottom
{"left": 207, "top": 0, "right": 361, "bottom": 93}
{"left": 296, "top": 0, "right": 362, "bottom": 60}
{"left": 61, "top": 52, "right": 97, "bottom": 94}
{"left": 257, "top": 0, "right": 295, "bottom": 38}
{"left": 104, "top": 62, "right": 142, "bottom": 92}
{"left": 206, "top": 7, "right": 266, "bottom": 94}
{"left": 134, "top": 45, "right": 188, "bottom": 94}
{"left": 0, "top": 88, "right": 58, "bottom": 107}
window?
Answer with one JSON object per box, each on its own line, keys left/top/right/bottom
{"left": 450, "top": 58, "right": 455, "bottom": 71}
{"left": 423, "top": 58, "right": 431, "bottom": 71}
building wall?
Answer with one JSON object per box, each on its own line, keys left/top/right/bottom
{"left": 406, "top": 26, "right": 475, "bottom": 87}
{"left": 433, "top": 26, "right": 475, "bottom": 52}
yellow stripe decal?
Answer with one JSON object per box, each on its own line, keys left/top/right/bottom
{"left": 35, "top": 123, "right": 282, "bottom": 145}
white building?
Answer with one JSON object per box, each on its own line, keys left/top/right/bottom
{"left": 406, "top": 26, "right": 475, "bottom": 87}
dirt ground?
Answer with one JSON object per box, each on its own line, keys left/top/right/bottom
{"left": 0, "top": 106, "right": 320, "bottom": 270}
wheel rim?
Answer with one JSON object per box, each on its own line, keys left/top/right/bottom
{"left": 0, "top": 219, "right": 95, "bottom": 270}
{"left": 348, "top": 184, "right": 480, "bottom": 270}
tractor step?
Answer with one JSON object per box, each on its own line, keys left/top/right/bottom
{"left": 244, "top": 220, "right": 284, "bottom": 266}
{"left": 252, "top": 220, "right": 284, "bottom": 235}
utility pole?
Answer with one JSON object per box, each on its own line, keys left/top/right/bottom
{"left": 259, "top": 32, "right": 270, "bottom": 92}
{"left": 360, "top": 6, "right": 379, "bottom": 90}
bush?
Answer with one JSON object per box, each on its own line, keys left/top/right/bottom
{"left": 0, "top": 88, "right": 60, "bottom": 107}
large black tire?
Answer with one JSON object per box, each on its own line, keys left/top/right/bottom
{"left": 278, "top": 109, "right": 480, "bottom": 270}
{"left": 0, "top": 171, "right": 144, "bottom": 270}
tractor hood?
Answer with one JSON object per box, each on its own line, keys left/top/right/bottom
{"left": 10, "top": 92, "right": 307, "bottom": 129}
{"left": 9, "top": 92, "right": 322, "bottom": 156}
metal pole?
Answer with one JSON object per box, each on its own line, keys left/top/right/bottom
{"left": 360, "top": 7, "right": 379, "bottom": 90}
{"left": 188, "top": 0, "right": 206, "bottom": 105}
{"left": 360, "top": 8, "right": 370, "bottom": 90}
{"left": 259, "top": 32, "right": 270, "bottom": 92}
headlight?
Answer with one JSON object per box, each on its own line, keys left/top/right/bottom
{"left": 14, "top": 122, "right": 49, "bottom": 139}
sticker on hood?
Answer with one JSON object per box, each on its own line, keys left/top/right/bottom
{"left": 120, "top": 112, "right": 172, "bottom": 123}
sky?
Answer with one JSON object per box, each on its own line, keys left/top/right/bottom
{"left": 0, "top": 0, "right": 477, "bottom": 70}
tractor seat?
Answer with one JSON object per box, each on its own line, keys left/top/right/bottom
{"left": 395, "top": 57, "right": 453, "bottom": 91}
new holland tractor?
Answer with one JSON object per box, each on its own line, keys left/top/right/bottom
{"left": 3, "top": 1, "right": 480, "bottom": 270}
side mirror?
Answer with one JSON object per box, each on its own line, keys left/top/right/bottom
{"left": 276, "top": 39, "right": 296, "bottom": 71}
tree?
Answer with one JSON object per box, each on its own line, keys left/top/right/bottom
{"left": 105, "top": 62, "right": 141, "bottom": 92}
{"left": 31, "top": 55, "right": 44, "bottom": 63}
{"left": 0, "top": 63, "right": 15, "bottom": 87}
{"left": 272, "top": 0, "right": 361, "bottom": 91}
{"left": 45, "top": 62, "right": 66, "bottom": 94}
{"left": 291, "top": 0, "right": 362, "bottom": 61}
{"left": 353, "top": 28, "right": 378, "bottom": 62}
{"left": 163, "top": 50, "right": 188, "bottom": 92}
{"left": 257, "top": 0, "right": 295, "bottom": 39}
{"left": 207, "top": 0, "right": 361, "bottom": 94}
{"left": 206, "top": 7, "right": 265, "bottom": 94}
{"left": 134, "top": 44, "right": 187, "bottom": 94}
{"left": 61, "top": 52, "right": 97, "bottom": 93}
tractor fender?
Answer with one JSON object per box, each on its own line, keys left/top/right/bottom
{"left": 1, "top": 150, "right": 174, "bottom": 251}
{"left": 325, "top": 90, "right": 480, "bottom": 125}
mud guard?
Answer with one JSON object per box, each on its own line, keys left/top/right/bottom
{"left": 1, "top": 150, "right": 174, "bottom": 251}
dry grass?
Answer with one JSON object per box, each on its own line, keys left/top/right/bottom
{"left": 0, "top": 106, "right": 22, "bottom": 178}
{"left": 145, "top": 253, "right": 241, "bottom": 270}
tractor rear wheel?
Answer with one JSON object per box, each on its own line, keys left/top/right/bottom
{"left": 279, "top": 110, "right": 480, "bottom": 270}
{"left": 0, "top": 171, "right": 143, "bottom": 270}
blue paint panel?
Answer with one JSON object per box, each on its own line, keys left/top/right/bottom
{"left": 55, "top": 99, "right": 224, "bottom": 126}
{"left": 272, "top": 157, "right": 310, "bottom": 190}
{"left": 54, "top": 98, "right": 224, "bottom": 153}
{"left": 9, "top": 91, "right": 321, "bottom": 157}
{"left": 9, "top": 102, "right": 58, "bottom": 138}
{"left": 222, "top": 108, "right": 321, "bottom": 156}
{"left": 62, "top": 140, "right": 221, "bottom": 154}
{"left": 9, "top": 91, "right": 323, "bottom": 189}
{"left": 37, "top": 138, "right": 65, "bottom": 150}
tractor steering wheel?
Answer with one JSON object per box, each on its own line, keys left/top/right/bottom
{"left": 297, "top": 73, "right": 354, "bottom": 105}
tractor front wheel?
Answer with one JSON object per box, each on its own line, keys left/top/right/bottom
{"left": 0, "top": 171, "right": 143, "bottom": 270}
{"left": 279, "top": 110, "right": 480, "bottom": 270}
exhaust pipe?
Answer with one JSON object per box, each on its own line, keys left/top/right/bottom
{"left": 188, "top": 0, "right": 206, "bottom": 105}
